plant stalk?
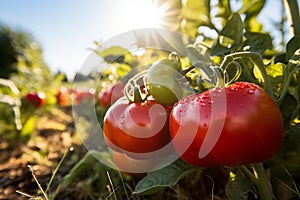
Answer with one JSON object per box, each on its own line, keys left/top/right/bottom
{"left": 252, "top": 163, "right": 273, "bottom": 200}
{"left": 283, "top": 0, "right": 300, "bottom": 36}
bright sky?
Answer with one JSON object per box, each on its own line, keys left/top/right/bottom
{"left": 0, "top": 0, "right": 293, "bottom": 79}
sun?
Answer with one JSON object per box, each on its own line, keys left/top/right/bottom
{"left": 117, "top": 0, "right": 170, "bottom": 29}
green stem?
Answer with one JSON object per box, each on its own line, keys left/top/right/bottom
{"left": 219, "top": 52, "right": 274, "bottom": 99}
{"left": 252, "top": 163, "right": 273, "bottom": 200}
{"left": 283, "top": 0, "right": 300, "bottom": 36}
{"left": 240, "top": 163, "right": 273, "bottom": 200}
{"left": 250, "top": 54, "right": 275, "bottom": 100}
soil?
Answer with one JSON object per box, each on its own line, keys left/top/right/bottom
{"left": 0, "top": 106, "right": 81, "bottom": 200}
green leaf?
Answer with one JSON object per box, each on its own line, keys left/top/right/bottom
{"left": 211, "top": 13, "right": 243, "bottom": 56}
{"left": 181, "top": 20, "right": 201, "bottom": 40}
{"left": 238, "top": 0, "right": 266, "bottom": 18}
{"left": 133, "top": 159, "right": 194, "bottom": 195}
{"left": 115, "top": 63, "right": 132, "bottom": 77}
{"left": 238, "top": 0, "right": 266, "bottom": 32}
{"left": 279, "top": 92, "right": 298, "bottom": 128}
{"left": 181, "top": 0, "right": 211, "bottom": 36}
{"left": 271, "top": 124, "right": 300, "bottom": 186}
{"left": 244, "top": 32, "right": 272, "bottom": 53}
{"left": 95, "top": 46, "right": 130, "bottom": 63}
{"left": 286, "top": 36, "right": 300, "bottom": 60}
{"left": 225, "top": 173, "right": 255, "bottom": 200}
{"left": 215, "top": 0, "right": 233, "bottom": 25}
{"left": 20, "top": 116, "right": 36, "bottom": 141}
{"left": 253, "top": 61, "right": 284, "bottom": 86}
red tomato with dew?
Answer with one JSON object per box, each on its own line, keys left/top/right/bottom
{"left": 103, "top": 97, "right": 171, "bottom": 159}
{"left": 169, "top": 82, "right": 283, "bottom": 167}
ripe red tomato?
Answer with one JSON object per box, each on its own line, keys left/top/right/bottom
{"left": 98, "top": 82, "right": 125, "bottom": 107}
{"left": 74, "top": 89, "right": 95, "bottom": 104}
{"left": 103, "top": 97, "right": 171, "bottom": 159}
{"left": 169, "top": 82, "right": 283, "bottom": 167}
{"left": 112, "top": 150, "right": 159, "bottom": 176}
{"left": 56, "top": 86, "right": 69, "bottom": 106}
{"left": 24, "top": 92, "right": 46, "bottom": 107}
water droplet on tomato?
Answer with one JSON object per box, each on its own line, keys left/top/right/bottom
{"left": 121, "top": 114, "right": 125, "bottom": 118}
{"left": 120, "top": 120, "right": 124, "bottom": 124}
{"left": 247, "top": 89, "right": 255, "bottom": 95}
{"left": 202, "top": 93, "right": 209, "bottom": 99}
{"left": 212, "top": 92, "right": 219, "bottom": 97}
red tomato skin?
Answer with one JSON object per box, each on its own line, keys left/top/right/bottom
{"left": 103, "top": 97, "right": 171, "bottom": 158}
{"left": 25, "top": 92, "right": 46, "bottom": 107}
{"left": 98, "top": 82, "right": 125, "bottom": 107}
{"left": 74, "top": 90, "right": 95, "bottom": 104}
{"left": 56, "top": 86, "right": 69, "bottom": 106}
{"left": 170, "top": 82, "right": 284, "bottom": 167}
{"left": 112, "top": 150, "right": 159, "bottom": 176}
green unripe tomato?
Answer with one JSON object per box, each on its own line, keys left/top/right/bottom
{"left": 147, "top": 59, "right": 182, "bottom": 106}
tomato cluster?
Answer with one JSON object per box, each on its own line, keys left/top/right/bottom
{"left": 102, "top": 58, "right": 284, "bottom": 173}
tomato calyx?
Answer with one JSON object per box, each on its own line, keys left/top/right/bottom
{"left": 124, "top": 70, "right": 149, "bottom": 103}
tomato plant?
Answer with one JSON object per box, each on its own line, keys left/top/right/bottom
{"left": 103, "top": 97, "right": 171, "bottom": 159}
{"left": 98, "top": 82, "right": 125, "bottom": 107}
{"left": 169, "top": 82, "right": 284, "bottom": 167}
{"left": 24, "top": 92, "right": 46, "bottom": 107}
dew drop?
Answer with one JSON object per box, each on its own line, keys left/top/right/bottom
{"left": 120, "top": 120, "right": 124, "bottom": 124}
{"left": 120, "top": 114, "right": 125, "bottom": 118}
{"left": 202, "top": 93, "right": 209, "bottom": 99}
{"left": 247, "top": 89, "right": 255, "bottom": 95}
{"left": 208, "top": 100, "right": 214, "bottom": 104}
{"left": 212, "top": 93, "right": 218, "bottom": 97}
{"left": 201, "top": 103, "right": 206, "bottom": 107}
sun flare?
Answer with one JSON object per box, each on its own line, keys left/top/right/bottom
{"left": 118, "top": 0, "right": 170, "bottom": 29}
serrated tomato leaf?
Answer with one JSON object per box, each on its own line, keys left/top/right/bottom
{"left": 211, "top": 13, "right": 243, "bottom": 56}
{"left": 133, "top": 159, "right": 195, "bottom": 195}
{"left": 244, "top": 32, "right": 272, "bottom": 53}
{"left": 286, "top": 36, "right": 300, "bottom": 60}
{"left": 225, "top": 174, "right": 255, "bottom": 200}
